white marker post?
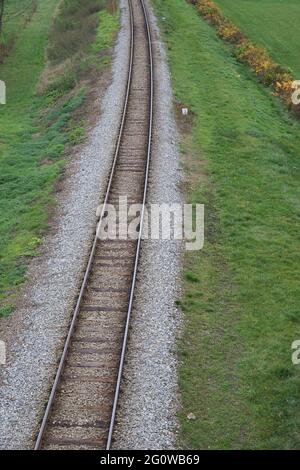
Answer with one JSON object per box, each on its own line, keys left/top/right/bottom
{"left": 0, "top": 340, "right": 6, "bottom": 365}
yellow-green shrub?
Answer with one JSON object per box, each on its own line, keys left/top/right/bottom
{"left": 191, "top": 0, "right": 299, "bottom": 115}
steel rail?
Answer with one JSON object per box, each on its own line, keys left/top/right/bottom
{"left": 106, "top": 0, "right": 154, "bottom": 450}
{"left": 34, "top": 0, "right": 135, "bottom": 450}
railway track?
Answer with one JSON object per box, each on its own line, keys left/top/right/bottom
{"left": 34, "top": 0, "right": 153, "bottom": 450}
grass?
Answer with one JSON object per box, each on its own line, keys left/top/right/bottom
{"left": 214, "top": 0, "right": 300, "bottom": 77}
{"left": 0, "top": 1, "right": 38, "bottom": 60}
{"left": 0, "top": 0, "right": 119, "bottom": 316}
{"left": 153, "top": 0, "right": 300, "bottom": 449}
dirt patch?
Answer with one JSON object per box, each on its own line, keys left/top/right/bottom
{"left": 174, "top": 101, "right": 208, "bottom": 192}
{"left": 107, "top": 0, "right": 118, "bottom": 14}
{"left": 174, "top": 101, "right": 194, "bottom": 135}
{"left": 0, "top": 36, "right": 14, "bottom": 63}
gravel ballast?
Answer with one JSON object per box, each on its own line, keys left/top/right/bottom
{"left": 113, "top": 0, "right": 183, "bottom": 450}
{"left": 0, "top": 0, "right": 183, "bottom": 450}
{"left": 0, "top": 0, "right": 130, "bottom": 449}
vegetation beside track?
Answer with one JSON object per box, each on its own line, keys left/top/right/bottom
{"left": 153, "top": 0, "right": 300, "bottom": 449}
{"left": 214, "top": 0, "right": 300, "bottom": 77}
{"left": 0, "top": 0, "right": 119, "bottom": 317}
{"left": 190, "top": 1, "right": 299, "bottom": 117}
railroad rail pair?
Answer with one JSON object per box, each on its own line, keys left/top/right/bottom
{"left": 34, "top": 0, "right": 153, "bottom": 450}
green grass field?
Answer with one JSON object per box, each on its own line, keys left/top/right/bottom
{"left": 0, "top": 0, "right": 118, "bottom": 316}
{"left": 214, "top": 0, "right": 300, "bottom": 77}
{"left": 153, "top": 0, "right": 300, "bottom": 449}
{"left": 0, "top": 0, "right": 61, "bottom": 316}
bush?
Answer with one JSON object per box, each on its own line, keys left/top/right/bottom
{"left": 218, "top": 21, "right": 244, "bottom": 44}
{"left": 37, "top": 0, "right": 115, "bottom": 96}
{"left": 193, "top": 0, "right": 295, "bottom": 112}
{"left": 47, "top": 2, "right": 101, "bottom": 64}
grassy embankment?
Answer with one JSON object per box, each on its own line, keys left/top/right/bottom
{"left": 153, "top": 0, "right": 300, "bottom": 449}
{"left": 214, "top": 0, "right": 300, "bottom": 77}
{"left": 0, "top": 0, "right": 119, "bottom": 317}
